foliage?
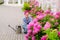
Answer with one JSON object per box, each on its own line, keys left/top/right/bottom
{"left": 22, "top": 2, "right": 31, "bottom": 11}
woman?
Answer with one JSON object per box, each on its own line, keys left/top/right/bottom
{"left": 22, "top": 11, "right": 32, "bottom": 34}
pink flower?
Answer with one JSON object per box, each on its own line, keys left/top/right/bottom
{"left": 25, "top": 34, "right": 29, "bottom": 38}
{"left": 34, "top": 22, "right": 39, "bottom": 27}
{"left": 32, "top": 36, "right": 36, "bottom": 40}
{"left": 26, "top": 32, "right": 32, "bottom": 37}
{"left": 58, "top": 31, "right": 60, "bottom": 37}
{"left": 27, "top": 25, "right": 31, "bottom": 29}
{"left": 25, "top": 37, "right": 28, "bottom": 40}
{"left": 33, "top": 18, "right": 38, "bottom": 23}
{"left": 33, "top": 28, "right": 39, "bottom": 35}
{"left": 29, "top": 22, "right": 34, "bottom": 26}
{"left": 37, "top": 25, "right": 42, "bottom": 30}
{"left": 36, "top": 12, "right": 40, "bottom": 15}
{"left": 32, "top": 22, "right": 41, "bottom": 35}
{"left": 27, "top": 30, "right": 32, "bottom": 34}
{"left": 45, "top": 10, "right": 51, "bottom": 14}
{"left": 33, "top": 27, "right": 39, "bottom": 35}
{"left": 43, "top": 14, "right": 46, "bottom": 17}
{"left": 55, "top": 22, "right": 59, "bottom": 25}
{"left": 24, "top": 10, "right": 29, "bottom": 15}
{"left": 41, "top": 35, "right": 48, "bottom": 40}
{"left": 56, "top": 12, "right": 60, "bottom": 16}
{"left": 54, "top": 14, "right": 60, "bottom": 19}
{"left": 35, "top": 1, "right": 39, "bottom": 6}
{"left": 44, "top": 22, "right": 51, "bottom": 30}
{"left": 36, "top": 15, "right": 44, "bottom": 20}
{"left": 25, "top": 34, "right": 29, "bottom": 40}
{"left": 49, "top": 12, "right": 54, "bottom": 16}
{"left": 36, "top": 11, "right": 43, "bottom": 15}
{"left": 54, "top": 12, "right": 60, "bottom": 19}
{"left": 27, "top": 22, "right": 34, "bottom": 30}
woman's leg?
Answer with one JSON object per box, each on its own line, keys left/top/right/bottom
{"left": 22, "top": 24, "right": 27, "bottom": 33}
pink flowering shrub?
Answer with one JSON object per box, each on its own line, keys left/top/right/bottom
{"left": 45, "top": 10, "right": 51, "bottom": 14}
{"left": 58, "top": 31, "right": 60, "bottom": 37}
{"left": 44, "top": 22, "right": 51, "bottom": 30}
{"left": 41, "top": 35, "right": 48, "bottom": 40}
{"left": 25, "top": 12, "right": 60, "bottom": 40}
{"left": 22, "top": 0, "right": 60, "bottom": 40}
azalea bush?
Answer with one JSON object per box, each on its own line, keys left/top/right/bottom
{"left": 22, "top": 0, "right": 42, "bottom": 18}
{"left": 22, "top": 0, "right": 60, "bottom": 40}
{"left": 25, "top": 11, "right": 60, "bottom": 40}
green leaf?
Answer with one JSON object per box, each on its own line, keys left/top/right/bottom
{"left": 22, "top": 2, "right": 31, "bottom": 11}
{"left": 48, "top": 29, "right": 59, "bottom": 40}
{"left": 45, "top": 29, "right": 51, "bottom": 35}
{"left": 58, "top": 25, "right": 60, "bottom": 31}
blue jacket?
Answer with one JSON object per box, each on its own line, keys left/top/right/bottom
{"left": 23, "top": 17, "right": 32, "bottom": 24}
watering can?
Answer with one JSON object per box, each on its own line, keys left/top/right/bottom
{"left": 8, "top": 25, "right": 22, "bottom": 34}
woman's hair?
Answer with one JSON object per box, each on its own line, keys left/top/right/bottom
{"left": 24, "top": 10, "right": 29, "bottom": 15}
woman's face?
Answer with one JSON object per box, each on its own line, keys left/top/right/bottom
{"left": 25, "top": 12, "right": 29, "bottom": 18}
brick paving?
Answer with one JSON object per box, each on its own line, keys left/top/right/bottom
{"left": 0, "top": 33, "right": 25, "bottom": 40}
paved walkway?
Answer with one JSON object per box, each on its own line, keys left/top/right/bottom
{"left": 0, "top": 33, "right": 25, "bottom": 40}
{"left": 0, "top": 5, "right": 25, "bottom": 40}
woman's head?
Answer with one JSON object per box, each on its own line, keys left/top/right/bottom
{"left": 24, "top": 11, "right": 29, "bottom": 18}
